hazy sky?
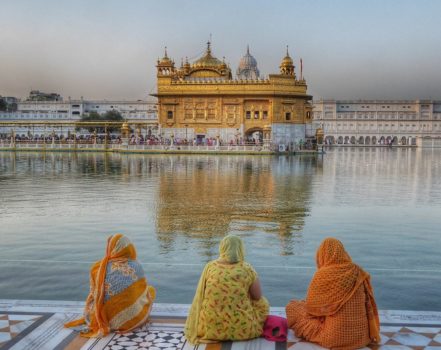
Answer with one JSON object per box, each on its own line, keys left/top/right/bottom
{"left": 1, "top": 0, "right": 441, "bottom": 100}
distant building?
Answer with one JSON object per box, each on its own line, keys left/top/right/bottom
{"left": 0, "top": 96, "right": 157, "bottom": 137}
{"left": 313, "top": 100, "right": 441, "bottom": 145}
{"left": 27, "top": 90, "right": 63, "bottom": 102}
{"left": 236, "top": 46, "right": 260, "bottom": 80}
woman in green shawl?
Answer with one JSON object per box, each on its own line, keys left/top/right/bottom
{"left": 185, "top": 235, "right": 269, "bottom": 344}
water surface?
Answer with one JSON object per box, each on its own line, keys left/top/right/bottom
{"left": 0, "top": 148, "right": 440, "bottom": 310}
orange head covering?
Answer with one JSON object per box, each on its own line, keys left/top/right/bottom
{"left": 65, "top": 234, "right": 139, "bottom": 337}
{"left": 307, "top": 237, "right": 381, "bottom": 343}
{"left": 92, "top": 234, "right": 137, "bottom": 336}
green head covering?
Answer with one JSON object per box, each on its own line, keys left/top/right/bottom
{"left": 219, "top": 235, "right": 245, "bottom": 263}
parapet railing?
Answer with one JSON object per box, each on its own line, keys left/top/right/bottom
{"left": 0, "top": 142, "right": 275, "bottom": 153}
{"left": 116, "top": 144, "right": 271, "bottom": 152}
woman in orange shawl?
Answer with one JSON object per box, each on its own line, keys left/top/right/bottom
{"left": 65, "top": 234, "right": 156, "bottom": 337}
{"left": 286, "top": 238, "right": 380, "bottom": 350}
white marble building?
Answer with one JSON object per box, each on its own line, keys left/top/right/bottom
{"left": 0, "top": 98, "right": 158, "bottom": 136}
{"left": 313, "top": 100, "right": 441, "bottom": 145}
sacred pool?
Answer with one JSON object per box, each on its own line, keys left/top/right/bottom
{"left": 0, "top": 148, "right": 440, "bottom": 311}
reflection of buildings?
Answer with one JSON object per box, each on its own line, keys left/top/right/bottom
{"left": 312, "top": 147, "right": 441, "bottom": 207}
{"left": 155, "top": 155, "right": 320, "bottom": 257}
{"left": 152, "top": 42, "right": 313, "bottom": 145}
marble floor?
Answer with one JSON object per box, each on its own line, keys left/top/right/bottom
{"left": 0, "top": 300, "right": 440, "bottom": 350}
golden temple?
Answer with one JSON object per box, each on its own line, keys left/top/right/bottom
{"left": 152, "top": 42, "right": 313, "bottom": 146}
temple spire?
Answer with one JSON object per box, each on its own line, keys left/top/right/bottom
{"left": 206, "top": 40, "right": 211, "bottom": 54}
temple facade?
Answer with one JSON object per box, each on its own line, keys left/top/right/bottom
{"left": 152, "top": 42, "right": 313, "bottom": 146}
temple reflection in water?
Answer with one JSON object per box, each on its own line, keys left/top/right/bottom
{"left": 153, "top": 155, "right": 320, "bottom": 257}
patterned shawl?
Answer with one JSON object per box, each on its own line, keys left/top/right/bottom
{"left": 65, "top": 234, "right": 156, "bottom": 337}
{"left": 184, "top": 235, "right": 245, "bottom": 344}
{"left": 306, "top": 237, "right": 380, "bottom": 343}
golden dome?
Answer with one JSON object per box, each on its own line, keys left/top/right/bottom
{"left": 279, "top": 46, "right": 295, "bottom": 77}
{"left": 192, "top": 41, "right": 223, "bottom": 68}
{"left": 281, "top": 46, "right": 293, "bottom": 67}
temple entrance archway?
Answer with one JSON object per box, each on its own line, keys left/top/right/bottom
{"left": 245, "top": 127, "right": 263, "bottom": 145}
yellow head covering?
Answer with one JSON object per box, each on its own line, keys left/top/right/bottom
{"left": 219, "top": 235, "right": 245, "bottom": 263}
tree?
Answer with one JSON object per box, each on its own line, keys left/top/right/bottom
{"left": 77, "top": 110, "right": 124, "bottom": 133}
{"left": 0, "top": 98, "right": 6, "bottom": 111}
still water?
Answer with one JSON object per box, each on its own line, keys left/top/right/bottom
{"left": 0, "top": 148, "right": 440, "bottom": 311}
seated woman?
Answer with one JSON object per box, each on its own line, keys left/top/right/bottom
{"left": 185, "top": 235, "right": 269, "bottom": 344}
{"left": 286, "top": 238, "right": 380, "bottom": 350}
{"left": 65, "top": 234, "right": 156, "bottom": 337}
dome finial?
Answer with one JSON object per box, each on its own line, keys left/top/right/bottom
{"left": 286, "top": 45, "right": 290, "bottom": 57}
{"left": 164, "top": 46, "right": 168, "bottom": 58}
{"left": 247, "top": 44, "right": 250, "bottom": 55}
{"left": 206, "top": 40, "right": 211, "bottom": 54}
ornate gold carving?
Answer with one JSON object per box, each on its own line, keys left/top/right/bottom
{"left": 154, "top": 44, "right": 312, "bottom": 132}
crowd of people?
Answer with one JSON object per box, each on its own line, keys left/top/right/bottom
{"left": 0, "top": 134, "right": 262, "bottom": 146}
{"left": 66, "top": 234, "right": 380, "bottom": 350}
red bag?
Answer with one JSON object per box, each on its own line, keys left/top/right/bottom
{"left": 262, "top": 315, "right": 288, "bottom": 342}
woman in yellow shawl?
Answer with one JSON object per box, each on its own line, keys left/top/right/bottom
{"left": 65, "top": 234, "right": 156, "bottom": 337}
{"left": 185, "top": 235, "right": 269, "bottom": 344}
{"left": 286, "top": 237, "right": 380, "bottom": 350}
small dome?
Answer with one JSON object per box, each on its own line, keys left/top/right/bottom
{"left": 236, "top": 45, "right": 260, "bottom": 80}
{"left": 158, "top": 47, "right": 173, "bottom": 65}
{"left": 279, "top": 46, "right": 295, "bottom": 77}
{"left": 281, "top": 55, "right": 293, "bottom": 66}
{"left": 238, "top": 46, "right": 258, "bottom": 70}
{"left": 281, "top": 46, "right": 293, "bottom": 67}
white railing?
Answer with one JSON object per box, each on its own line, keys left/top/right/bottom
{"left": 115, "top": 144, "right": 270, "bottom": 152}
{"left": 0, "top": 142, "right": 107, "bottom": 150}
{"left": 0, "top": 142, "right": 274, "bottom": 153}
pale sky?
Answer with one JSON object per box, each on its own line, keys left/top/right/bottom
{"left": 1, "top": 0, "right": 440, "bottom": 101}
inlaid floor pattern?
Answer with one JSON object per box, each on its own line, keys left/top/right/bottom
{"left": 0, "top": 301, "right": 440, "bottom": 350}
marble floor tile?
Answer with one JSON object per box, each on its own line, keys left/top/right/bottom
{"left": 391, "top": 333, "right": 433, "bottom": 346}
{"left": 0, "top": 332, "right": 12, "bottom": 343}
{"left": 433, "top": 335, "right": 441, "bottom": 342}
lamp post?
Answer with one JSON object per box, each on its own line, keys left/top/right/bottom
{"left": 185, "top": 124, "right": 188, "bottom": 141}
